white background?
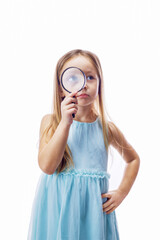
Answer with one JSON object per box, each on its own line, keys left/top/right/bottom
{"left": 0, "top": 0, "right": 160, "bottom": 239}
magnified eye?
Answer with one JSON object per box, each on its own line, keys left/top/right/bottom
{"left": 87, "top": 75, "right": 94, "bottom": 80}
{"left": 68, "top": 75, "right": 78, "bottom": 82}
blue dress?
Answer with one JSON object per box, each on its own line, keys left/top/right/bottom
{"left": 27, "top": 116, "right": 120, "bottom": 240}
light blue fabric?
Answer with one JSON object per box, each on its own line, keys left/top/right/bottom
{"left": 27, "top": 116, "right": 120, "bottom": 239}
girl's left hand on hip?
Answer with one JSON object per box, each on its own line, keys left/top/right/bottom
{"left": 101, "top": 189, "right": 126, "bottom": 214}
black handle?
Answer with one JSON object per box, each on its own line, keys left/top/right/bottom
{"left": 72, "top": 95, "right": 76, "bottom": 118}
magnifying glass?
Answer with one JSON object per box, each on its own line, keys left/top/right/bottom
{"left": 60, "top": 67, "right": 86, "bottom": 118}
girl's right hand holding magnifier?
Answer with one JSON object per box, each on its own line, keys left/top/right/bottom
{"left": 61, "top": 91, "right": 78, "bottom": 127}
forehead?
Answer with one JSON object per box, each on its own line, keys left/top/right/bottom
{"left": 61, "top": 55, "right": 97, "bottom": 75}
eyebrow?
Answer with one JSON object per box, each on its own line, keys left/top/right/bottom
{"left": 84, "top": 69, "right": 96, "bottom": 74}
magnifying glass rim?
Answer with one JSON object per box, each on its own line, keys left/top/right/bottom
{"left": 60, "top": 66, "right": 86, "bottom": 93}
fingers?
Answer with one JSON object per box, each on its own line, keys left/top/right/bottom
{"left": 101, "top": 193, "right": 114, "bottom": 213}
{"left": 67, "top": 107, "right": 78, "bottom": 115}
{"left": 103, "top": 202, "right": 114, "bottom": 211}
{"left": 104, "top": 205, "right": 116, "bottom": 214}
{"left": 101, "top": 193, "right": 111, "bottom": 198}
{"left": 69, "top": 91, "right": 79, "bottom": 100}
{"left": 65, "top": 97, "right": 78, "bottom": 105}
{"left": 102, "top": 198, "right": 112, "bottom": 209}
{"left": 102, "top": 199, "right": 116, "bottom": 214}
{"left": 70, "top": 91, "right": 79, "bottom": 96}
{"left": 65, "top": 103, "right": 78, "bottom": 111}
{"left": 60, "top": 91, "right": 79, "bottom": 123}
{"left": 62, "top": 91, "right": 78, "bottom": 105}
{"left": 101, "top": 190, "right": 124, "bottom": 214}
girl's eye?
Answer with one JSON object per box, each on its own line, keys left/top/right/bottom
{"left": 87, "top": 75, "right": 94, "bottom": 80}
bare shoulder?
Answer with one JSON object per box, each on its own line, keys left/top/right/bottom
{"left": 39, "top": 113, "right": 55, "bottom": 132}
{"left": 107, "top": 121, "right": 118, "bottom": 145}
{"left": 108, "top": 120, "right": 128, "bottom": 147}
{"left": 107, "top": 120, "right": 140, "bottom": 163}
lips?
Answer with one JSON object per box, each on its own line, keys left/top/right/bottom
{"left": 78, "top": 94, "right": 89, "bottom": 97}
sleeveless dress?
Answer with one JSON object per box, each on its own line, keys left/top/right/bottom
{"left": 27, "top": 116, "right": 120, "bottom": 240}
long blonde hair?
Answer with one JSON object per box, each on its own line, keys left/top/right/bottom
{"left": 39, "top": 49, "right": 119, "bottom": 175}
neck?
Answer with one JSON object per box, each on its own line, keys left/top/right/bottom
{"left": 74, "top": 105, "right": 97, "bottom": 122}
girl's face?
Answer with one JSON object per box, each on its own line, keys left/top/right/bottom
{"left": 59, "top": 55, "right": 99, "bottom": 107}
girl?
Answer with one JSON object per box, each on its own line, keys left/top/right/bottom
{"left": 27, "top": 49, "right": 140, "bottom": 240}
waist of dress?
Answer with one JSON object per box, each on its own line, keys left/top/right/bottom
{"left": 56, "top": 168, "right": 111, "bottom": 179}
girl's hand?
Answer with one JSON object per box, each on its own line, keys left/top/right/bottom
{"left": 61, "top": 91, "right": 78, "bottom": 126}
{"left": 101, "top": 189, "right": 126, "bottom": 214}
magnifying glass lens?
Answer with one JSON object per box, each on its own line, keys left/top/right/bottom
{"left": 61, "top": 68, "right": 85, "bottom": 93}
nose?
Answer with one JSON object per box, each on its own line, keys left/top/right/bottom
{"left": 83, "top": 80, "right": 88, "bottom": 89}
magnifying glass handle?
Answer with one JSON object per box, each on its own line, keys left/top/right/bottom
{"left": 72, "top": 96, "right": 76, "bottom": 118}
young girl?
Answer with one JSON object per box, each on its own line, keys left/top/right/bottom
{"left": 27, "top": 49, "right": 140, "bottom": 240}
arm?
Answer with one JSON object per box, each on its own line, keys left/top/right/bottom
{"left": 101, "top": 121, "right": 140, "bottom": 214}
{"left": 110, "top": 121, "right": 140, "bottom": 196}
{"left": 38, "top": 114, "right": 70, "bottom": 175}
